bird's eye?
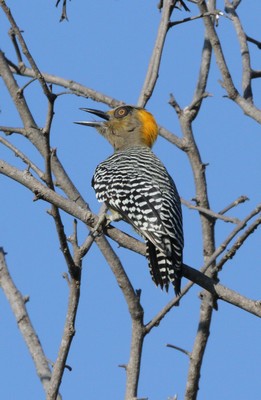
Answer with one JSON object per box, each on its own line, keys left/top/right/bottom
{"left": 114, "top": 106, "right": 130, "bottom": 119}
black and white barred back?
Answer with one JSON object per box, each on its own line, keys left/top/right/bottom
{"left": 92, "top": 146, "right": 184, "bottom": 295}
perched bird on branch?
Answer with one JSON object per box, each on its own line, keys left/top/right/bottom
{"left": 76, "top": 105, "right": 184, "bottom": 296}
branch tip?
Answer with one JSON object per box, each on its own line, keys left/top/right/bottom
{"left": 118, "top": 364, "right": 127, "bottom": 370}
{"left": 166, "top": 343, "right": 191, "bottom": 357}
{"left": 23, "top": 295, "right": 30, "bottom": 304}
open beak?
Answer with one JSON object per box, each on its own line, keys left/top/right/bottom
{"left": 74, "top": 108, "right": 110, "bottom": 127}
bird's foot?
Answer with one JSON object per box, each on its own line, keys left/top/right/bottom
{"left": 91, "top": 213, "right": 109, "bottom": 238}
{"left": 91, "top": 210, "right": 122, "bottom": 238}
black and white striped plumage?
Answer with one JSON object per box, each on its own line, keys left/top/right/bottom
{"left": 92, "top": 146, "right": 183, "bottom": 295}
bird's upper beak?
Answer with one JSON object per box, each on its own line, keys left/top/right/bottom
{"left": 74, "top": 108, "right": 110, "bottom": 127}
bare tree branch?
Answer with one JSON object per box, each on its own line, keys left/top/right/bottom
{"left": 0, "top": 51, "right": 39, "bottom": 131}
{"left": 251, "top": 70, "right": 261, "bottom": 79}
{"left": 182, "top": 264, "right": 261, "bottom": 318}
{"left": 169, "top": 9, "right": 225, "bottom": 28}
{"left": 0, "top": 0, "right": 55, "bottom": 101}
{"left": 216, "top": 212, "right": 261, "bottom": 272}
{"left": 246, "top": 35, "right": 261, "bottom": 50}
{"left": 166, "top": 343, "right": 191, "bottom": 357}
{"left": 0, "top": 159, "right": 94, "bottom": 223}
{"left": 145, "top": 261, "right": 261, "bottom": 336}
{"left": 0, "top": 248, "right": 62, "bottom": 400}
{"left": 0, "top": 126, "right": 25, "bottom": 135}
{"left": 94, "top": 235, "right": 145, "bottom": 400}
{"left": 0, "top": 2, "right": 260, "bottom": 399}
{"left": 2, "top": 156, "right": 260, "bottom": 302}
{"left": 9, "top": 64, "right": 122, "bottom": 109}
{"left": 0, "top": 136, "right": 45, "bottom": 180}
{"left": 3, "top": 57, "right": 188, "bottom": 152}
{"left": 224, "top": 0, "right": 253, "bottom": 101}
{"left": 197, "top": 1, "right": 261, "bottom": 123}
{"left": 138, "top": 0, "right": 175, "bottom": 107}
{"left": 56, "top": 0, "right": 69, "bottom": 22}
{"left": 218, "top": 195, "right": 249, "bottom": 215}
{"left": 181, "top": 197, "right": 240, "bottom": 224}
{"left": 47, "top": 276, "right": 80, "bottom": 400}
{"left": 185, "top": 295, "right": 213, "bottom": 400}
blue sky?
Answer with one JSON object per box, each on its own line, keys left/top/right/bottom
{"left": 0, "top": 1, "right": 261, "bottom": 399}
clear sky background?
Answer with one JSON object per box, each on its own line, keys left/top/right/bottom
{"left": 0, "top": 1, "right": 260, "bottom": 399}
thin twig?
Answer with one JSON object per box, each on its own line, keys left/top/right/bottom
{"left": 56, "top": 0, "right": 69, "bottom": 22}
{"left": 166, "top": 344, "right": 191, "bottom": 357}
{"left": 8, "top": 27, "right": 23, "bottom": 65}
{"left": 0, "top": 51, "right": 39, "bottom": 131}
{"left": 246, "top": 35, "right": 261, "bottom": 49}
{"left": 181, "top": 197, "right": 240, "bottom": 224}
{"left": 219, "top": 195, "right": 249, "bottom": 215}
{"left": 169, "top": 93, "right": 182, "bottom": 116}
{"left": 19, "top": 77, "right": 38, "bottom": 92}
{"left": 0, "top": 136, "right": 45, "bottom": 180}
{"left": 13, "top": 66, "right": 122, "bottom": 109}
{"left": 216, "top": 213, "right": 261, "bottom": 271}
{"left": 0, "top": 1, "right": 55, "bottom": 102}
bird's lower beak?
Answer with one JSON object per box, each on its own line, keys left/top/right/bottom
{"left": 74, "top": 108, "right": 110, "bottom": 127}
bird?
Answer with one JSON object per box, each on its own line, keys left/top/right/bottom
{"left": 76, "top": 105, "right": 184, "bottom": 296}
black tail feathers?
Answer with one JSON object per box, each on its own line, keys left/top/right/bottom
{"left": 145, "top": 240, "right": 182, "bottom": 297}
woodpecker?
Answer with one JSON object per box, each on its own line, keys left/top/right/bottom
{"left": 76, "top": 105, "right": 184, "bottom": 295}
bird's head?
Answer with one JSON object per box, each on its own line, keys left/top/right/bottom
{"left": 75, "top": 105, "right": 158, "bottom": 151}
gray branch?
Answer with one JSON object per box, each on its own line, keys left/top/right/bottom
{"left": 0, "top": 248, "right": 62, "bottom": 400}
{"left": 138, "top": 0, "right": 175, "bottom": 107}
{"left": 197, "top": 1, "right": 261, "bottom": 123}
